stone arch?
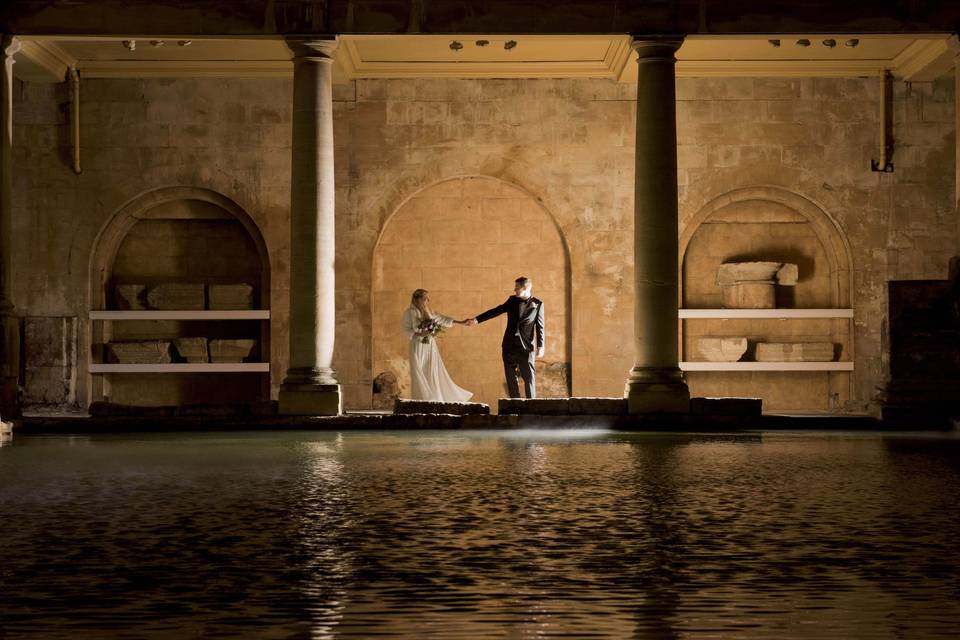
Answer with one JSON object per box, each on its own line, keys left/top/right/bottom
{"left": 679, "top": 186, "right": 855, "bottom": 412}
{"left": 371, "top": 176, "right": 572, "bottom": 409}
{"left": 680, "top": 186, "right": 853, "bottom": 307}
{"left": 87, "top": 186, "right": 271, "bottom": 406}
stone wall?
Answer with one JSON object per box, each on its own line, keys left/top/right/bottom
{"left": 372, "top": 176, "right": 569, "bottom": 408}
{"left": 11, "top": 72, "right": 956, "bottom": 413}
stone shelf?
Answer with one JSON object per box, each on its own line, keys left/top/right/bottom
{"left": 91, "top": 310, "right": 270, "bottom": 320}
{"left": 679, "top": 309, "right": 853, "bottom": 319}
{"left": 89, "top": 363, "right": 270, "bottom": 373}
{"left": 680, "top": 361, "right": 854, "bottom": 371}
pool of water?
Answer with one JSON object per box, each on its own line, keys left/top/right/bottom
{"left": 1, "top": 429, "right": 959, "bottom": 639}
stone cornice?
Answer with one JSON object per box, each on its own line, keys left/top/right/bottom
{"left": 891, "top": 36, "right": 954, "bottom": 80}
{"left": 1, "top": 35, "right": 21, "bottom": 59}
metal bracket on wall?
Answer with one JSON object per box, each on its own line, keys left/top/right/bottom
{"left": 871, "top": 69, "right": 894, "bottom": 173}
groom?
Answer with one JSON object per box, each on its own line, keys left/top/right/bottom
{"left": 468, "top": 276, "right": 545, "bottom": 399}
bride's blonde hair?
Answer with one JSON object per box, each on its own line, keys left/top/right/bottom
{"left": 411, "top": 289, "right": 433, "bottom": 319}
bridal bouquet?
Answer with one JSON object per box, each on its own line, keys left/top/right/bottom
{"left": 418, "top": 317, "right": 445, "bottom": 344}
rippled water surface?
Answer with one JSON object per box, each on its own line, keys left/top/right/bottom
{"left": 2, "top": 429, "right": 960, "bottom": 639}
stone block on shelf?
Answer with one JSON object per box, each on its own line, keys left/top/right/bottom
{"left": 173, "top": 338, "right": 209, "bottom": 363}
{"left": 147, "top": 283, "right": 205, "bottom": 310}
{"left": 696, "top": 337, "right": 748, "bottom": 362}
{"left": 716, "top": 261, "right": 798, "bottom": 309}
{"left": 115, "top": 284, "right": 147, "bottom": 310}
{"left": 108, "top": 341, "right": 172, "bottom": 364}
{"left": 209, "top": 339, "right": 256, "bottom": 363}
{"left": 208, "top": 284, "right": 254, "bottom": 310}
{"left": 755, "top": 342, "right": 834, "bottom": 362}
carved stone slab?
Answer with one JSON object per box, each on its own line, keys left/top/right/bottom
{"left": 755, "top": 342, "right": 835, "bottom": 362}
{"left": 109, "top": 341, "right": 172, "bottom": 364}
{"left": 208, "top": 284, "right": 254, "bottom": 310}
{"left": 209, "top": 339, "right": 256, "bottom": 363}
{"left": 147, "top": 283, "right": 205, "bottom": 310}
{"left": 173, "top": 338, "right": 209, "bottom": 363}
{"left": 697, "top": 337, "right": 748, "bottom": 362}
{"left": 115, "top": 284, "right": 148, "bottom": 310}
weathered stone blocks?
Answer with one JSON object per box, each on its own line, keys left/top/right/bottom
{"left": 498, "top": 397, "right": 627, "bottom": 415}
{"left": 717, "top": 261, "right": 798, "bottom": 309}
{"left": 173, "top": 338, "right": 209, "bottom": 363}
{"left": 109, "top": 341, "right": 172, "bottom": 364}
{"left": 24, "top": 316, "right": 78, "bottom": 407}
{"left": 208, "top": 283, "right": 254, "bottom": 310}
{"left": 115, "top": 284, "right": 147, "bottom": 310}
{"left": 147, "top": 283, "right": 205, "bottom": 310}
{"left": 755, "top": 342, "right": 834, "bottom": 362}
{"left": 209, "top": 339, "right": 256, "bottom": 363}
{"left": 394, "top": 399, "right": 490, "bottom": 415}
{"left": 697, "top": 337, "right": 748, "bottom": 362}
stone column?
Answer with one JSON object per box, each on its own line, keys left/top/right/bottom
{"left": 278, "top": 37, "right": 341, "bottom": 415}
{"left": 625, "top": 37, "right": 690, "bottom": 415}
{"left": 0, "top": 35, "right": 21, "bottom": 418}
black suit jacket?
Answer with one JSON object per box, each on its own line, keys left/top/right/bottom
{"left": 476, "top": 296, "right": 545, "bottom": 352}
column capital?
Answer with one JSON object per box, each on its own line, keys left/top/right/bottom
{"left": 1, "top": 35, "right": 21, "bottom": 60}
{"left": 286, "top": 37, "right": 338, "bottom": 62}
{"left": 630, "top": 36, "right": 683, "bottom": 61}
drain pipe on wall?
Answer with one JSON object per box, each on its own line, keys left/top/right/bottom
{"left": 69, "top": 66, "right": 81, "bottom": 175}
{"left": 871, "top": 70, "right": 894, "bottom": 173}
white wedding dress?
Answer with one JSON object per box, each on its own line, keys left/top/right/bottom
{"left": 403, "top": 307, "right": 473, "bottom": 402}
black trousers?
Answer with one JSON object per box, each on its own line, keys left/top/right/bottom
{"left": 502, "top": 346, "right": 536, "bottom": 399}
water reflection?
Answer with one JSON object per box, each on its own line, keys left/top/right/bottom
{"left": 0, "top": 430, "right": 958, "bottom": 638}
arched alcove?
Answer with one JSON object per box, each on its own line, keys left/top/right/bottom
{"left": 679, "top": 187, "right": 854, "bottom": 412}
{"left": 88, "top": 187, "right": 271, "bottom": 407}
{"left": 371, "top": 176, "right": 571, "bottom": 410}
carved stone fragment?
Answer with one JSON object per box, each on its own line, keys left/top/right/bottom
{"left": 147, "top": 283, "right": 205, "bottom": 310}
{"left": 209, "top": 339, "right": 256, "bottom": 363}
{"left": 716, "top": 261, "right": 798, "bottom": 309}
{"left": 208, "top": 283, "right": 254, "bottom": 310}
{"left": 696, "top": 337, "right": 748, "bottom": 362}
{"left": 115, "top": 284, "right": 147, "bottom": 310}
{"left": 108, "top": 341, "right": 172, "bottom": 364}
{"left": 173, "top": 338, "right": 209, "bottom": 363}
{"left": 755, "top": 342, "right": 834, "bottom": 362}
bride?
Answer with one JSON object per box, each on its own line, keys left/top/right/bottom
{"left": 403, "top": 289, "right": 473, "bottom": 402}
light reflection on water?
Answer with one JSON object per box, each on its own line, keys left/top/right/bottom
{"left": 1, "top": 429, "right": 959, "bottom": 639}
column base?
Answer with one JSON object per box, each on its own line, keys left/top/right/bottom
{"left": 278, "top": 383, "right": 342, "bottom": 416}
{"left": 625, "top": 367, "right": 690, "bottom": 415}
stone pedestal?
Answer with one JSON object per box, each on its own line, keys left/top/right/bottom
{"left": 625, "top": 37, "right": 689, "bottom": 415}
{"left": 209, "top": 338, "right": 255, "bottom": 363}
{"left": 278, "top": 38, "right": 341, "bottom": 415}
{"left": 0, "top": 36, "right": 21, "bottom": 417}
{"left": 279, "top": 383, "right": 342, "bottom": 416}
{"left": 208, "top": 284, "right": 254, "bottom": 310}
{"left": 717, "top": 262, "right": 798, "bottom": 309}
{"left": 173, "top": 338, "right": 208, "bottom": 363}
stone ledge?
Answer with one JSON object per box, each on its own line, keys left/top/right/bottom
{"left": 499, "top": 397, "right": 628, "bottom": 416}
{"left": 690, "top": 397, "right": 762, "bottom": 417}
{"left": 394, "top": 399, "right": 490, "bottom": 415}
